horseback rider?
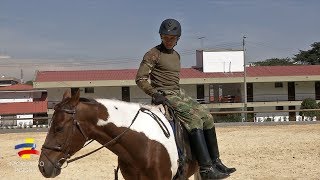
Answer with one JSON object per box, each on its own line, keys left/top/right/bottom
{"left": 135, "top": 18, "right": 236, "bottom": 179}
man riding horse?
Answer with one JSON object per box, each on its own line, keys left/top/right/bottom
{"left": 136, "top": 18, "right": 236, "bottom": 179}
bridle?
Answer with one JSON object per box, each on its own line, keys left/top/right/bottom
{"left": 41, "top": 107, "right": 89, "bottom": 169}
{"left": 40, "top": 105, "right": 167, "bottom": 170}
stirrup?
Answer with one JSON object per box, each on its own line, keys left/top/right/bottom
{"left": 214, "top": 158, "right": 236, "bottom": 174}
{"left": 199, "top": 166, "right": 229, "bottom": 179}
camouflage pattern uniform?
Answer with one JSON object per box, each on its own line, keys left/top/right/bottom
{"left": 136, "top": 43, "right": 215, "bottom": 132}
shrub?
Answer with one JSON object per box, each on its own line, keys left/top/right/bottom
{"left": 300, "top": 98, "right": 320, "bottom": 118}
{"left": 214, "top": 114, "right": 242, "bottom": 123}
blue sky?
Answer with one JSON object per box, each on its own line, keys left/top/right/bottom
{"left": 0, "top": 0, "right": 319, "bottom": 80}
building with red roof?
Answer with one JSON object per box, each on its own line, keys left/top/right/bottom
{"left": 33, "top": 64, "right": 320, "bottom": 122}
{"left": 0, "top": 82, "right": 48, "bottom": 127}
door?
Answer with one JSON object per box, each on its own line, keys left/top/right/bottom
{"left": 122, "top": 87, "right": 130, "bottom": 102}
{"left": 247, "top": 83, "right": 253, "bottom": 102}
{"left": 288, "top": 82, "right": 295, "bottom": 101}
{"left": 197, "top": 84, "right": 205, "bottom": 103}
{"left": 71, "top": 88, "right": 80, "bottom": 96}
{"left": 315, "top": 82, "right": 320, "bottom": 100}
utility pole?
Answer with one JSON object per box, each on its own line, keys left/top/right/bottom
{"left": 198, "top": 36, "right": 205, "bottom": 50}
{"left": 243, "top": 35, "right": 247, "bottom": 122}
{"left": 20, "top": 69, "right": 24, "bottom": 84}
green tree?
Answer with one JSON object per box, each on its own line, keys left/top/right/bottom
{"left": 293, "top": 42, "right": 320, "bottom": 65}
{"left": 213, "top": 114, "right": 242, "bottom": 123}
{"left": 300, "top": 98, "right": 319, "bottom": 120}
{"left": 250, "top": 57, "right": 294, "bottom": 66}
{"left": 25, "top": 80, "right": 33, "bottom": 85}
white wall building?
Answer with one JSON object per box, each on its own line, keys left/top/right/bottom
{"left": 196, "top": 50, "right": 244, "bottom": 73}
{"left": 0, "top": 83, "right": 48, "bottom": 127}
{"left": 33, "top": 64, "right": 320, "bottom": 122}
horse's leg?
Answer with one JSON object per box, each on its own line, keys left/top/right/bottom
{"left": 118, "top": 159, "right": 151, "bottom": 180}
{"left": 119, "top": 161, "right": 170, "bottom": 180}
{"left": 193, "top": 170, "right": 201, "bottom": 180}
{"left": 185, "top": 160, "right": 200, "bottom": 180}
{"left": 144, "top": 169, "right": 171, "bottom": 180}
{"left": 118, "top": 158, "right": 140, "bottom": 180}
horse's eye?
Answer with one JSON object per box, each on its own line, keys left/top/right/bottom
{"left": 55, "top": 126, "right": 64, "bottom": 133}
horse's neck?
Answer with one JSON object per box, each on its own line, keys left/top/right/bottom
{"left": 92, "top": 99, "right": 167, "bottom": 163}
{"left": 92, "top": 99, "right": 148, "bottom": 160}
{"left": 93, "top": 123, "right": 140, "bottom": 163}
{"left": 96, "top": 99, "right": 157, "bottom": 127}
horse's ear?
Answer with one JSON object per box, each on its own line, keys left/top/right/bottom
{"left": 62, "top": 89, "right": 71, "bottom": 100}
{"left": 70, "top": 89, "right": 80, "bottom": 106}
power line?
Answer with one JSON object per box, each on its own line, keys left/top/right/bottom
{"left": 247, "top": 40, "right": 297, "bottom": 52}
{"left": 0, "top": 42, "right": 242, "bottom": 68}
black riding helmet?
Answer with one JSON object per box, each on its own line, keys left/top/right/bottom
{"left": 159, "top": 19, "right": 181, "bottom": 37}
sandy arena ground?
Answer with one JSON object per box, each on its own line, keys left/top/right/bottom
{"left": 0, "top": 123, "right": 319, "bottom": 180}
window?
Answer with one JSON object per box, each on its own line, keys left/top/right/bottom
{"left": 85, "top": 87, "right": 94, "bottom": 93}
{"left": 276, "top": 106, "right": 284, "bottom": 110}
{"left": 275, "top": 82, "right": 283, "bottom": 88}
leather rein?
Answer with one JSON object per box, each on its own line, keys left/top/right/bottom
{"left": 41, "top": 106, "right": 170, "bottom": 169}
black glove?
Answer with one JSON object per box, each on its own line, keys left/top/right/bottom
{"left": 152, "top": 93, "right": 168, "bottom": 105}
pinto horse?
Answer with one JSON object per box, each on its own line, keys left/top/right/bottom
{"left": 38, "top": 90, "right": 199, "bottom": 179}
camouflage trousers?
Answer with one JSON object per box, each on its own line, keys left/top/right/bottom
{"left": 161, "top": 89, "right": 215, "bottom": 132}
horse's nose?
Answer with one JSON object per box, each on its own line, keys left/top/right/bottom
{"left": 39, "top": 160, "right": 45, "bottom": 168}
{"left": 38, "top": 160, "right": 56, "bottom": 178}
{"left": 38, "top": 163, "right": 49, "bottom": 178}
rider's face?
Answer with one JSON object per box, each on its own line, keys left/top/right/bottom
{"left": 161, "top": 34, "right": 179, "bottom": 49}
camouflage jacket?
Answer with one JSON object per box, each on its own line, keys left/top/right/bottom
{"left": 136, "top": 43, "right": 181, "bottom": 96}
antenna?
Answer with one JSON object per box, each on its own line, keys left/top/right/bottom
{"left": 20, "top": 69, "right": 24, "bottom": 83}
{"left": 198, "top": 36, "right": 205, "bottom": 49}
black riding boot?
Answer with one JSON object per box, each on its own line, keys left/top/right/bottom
{"left": 204, "top": 127, "right": 236, "bottom": 174}
{"left": 190, "top": 129, "right": 229, "bottom": 180}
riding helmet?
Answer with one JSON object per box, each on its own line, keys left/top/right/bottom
{"left": 159, "top": 19, "right": 181, "bottom": 37}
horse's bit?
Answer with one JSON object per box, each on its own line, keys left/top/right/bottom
{"left": 41, "top": 108, "right": 89, "bottom": 169}
{"left": 40, "top": 106, "right": 169, "bottom": 170}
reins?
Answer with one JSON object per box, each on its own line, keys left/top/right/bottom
{"left": 66, "top": 106, "right": 142, "bottom": 164}
{"left": 140, "top": 107, "right": 171, "bottom": 138}
{"left": 67, "top": 106, "right": 170, "bottom": 164}
{"left": 41, "top": 103, "right": 173, "bottom": 180}
{"left": 42, "top": 106, "right": 139, "bottom": 169}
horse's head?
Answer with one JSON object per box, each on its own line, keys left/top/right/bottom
{"left": 38, "top": 89, "right": 92, "bottom": 178}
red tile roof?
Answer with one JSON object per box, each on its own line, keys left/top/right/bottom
{"left": 35, "top": 69, "right": 138, "bottom": 82}
{"left": 34, "top": 65, "right": 320, "bottom": 82}
{"left": 0, "top": 84, "right": 33, "bottom": 91}
{"left": 0, "top": 101, "right": 48, "bottom": 115}
{"left": 246, "top": 65, "right": 320, "bottom": 76}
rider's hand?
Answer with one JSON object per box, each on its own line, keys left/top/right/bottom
{"left": 152, "top": 93, "right": 168, "bottom": 105}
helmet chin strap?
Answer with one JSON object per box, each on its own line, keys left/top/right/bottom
{"left": 160, "top": 37, "right": 179, "bottom": 50}
{"left": 175, "top": 37, "right": 180, "bottom": 46}
{"left": 162, "top": 42, "right": 175, "bottom": 50}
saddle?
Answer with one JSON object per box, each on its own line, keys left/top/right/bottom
{"left": 161, "top": 104, "right": 194, "bottom": 180}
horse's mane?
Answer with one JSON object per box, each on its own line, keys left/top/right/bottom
{"left": 54, "top": 97, "right": 100, "bottom": 110}
{"left": 79, "top": 97, "right": 99, "bottom": 105}
{"left": 56, "top": 96, "right": 158, "bottom": 113}
{"left": 95, "top": 98, "right": 163, "bottom": 115}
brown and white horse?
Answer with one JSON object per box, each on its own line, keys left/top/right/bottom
{"left": 38, "top": 90, "right": 198, "bottom": 179}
